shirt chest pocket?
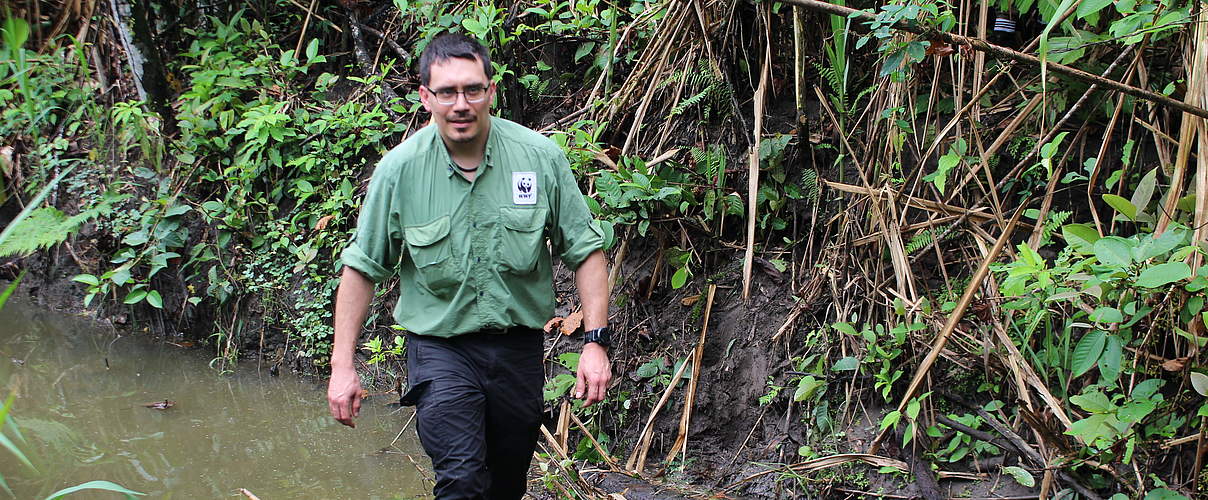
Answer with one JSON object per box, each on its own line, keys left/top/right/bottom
{"left": 405, "top": 216, "right": 461, "bottom": 294}
{"left": 498, "top": 207, "right": 547, "bottom": 274}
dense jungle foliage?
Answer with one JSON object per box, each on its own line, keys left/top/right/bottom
{"left": 3, "top": 0, "right": 1208, "bottom": 497}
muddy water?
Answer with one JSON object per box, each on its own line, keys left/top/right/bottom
{"left": 0, "top": 297, "right": 428, "bottom": 499}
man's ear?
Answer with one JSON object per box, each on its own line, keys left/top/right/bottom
{"left": 418, "top": 85, "right": 432, "bottom": 112}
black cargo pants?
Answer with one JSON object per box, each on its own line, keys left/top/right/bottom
{"left": 400, "top": 329, "right": 545, "bottom": 500}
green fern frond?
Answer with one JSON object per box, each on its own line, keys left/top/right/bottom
{"left": 672, "top": 89, "right": 711, "bottom": 117}
{"left": 1042, "top": 210, "right": 1072, "bottom": 242}
{"left": 691, "top": 144, "right": 727, "bottom": 186}
{"left": 0, "top": 192, "right": 126, "bottom": 258}
{"left": 905, "top": 224, "right": 957, "bottom": 255}
{"left": 801, "top": 169, "right": 820, "bottom": 204}
{"left": 0, "top": 207, "right": 78, "bottom": 258}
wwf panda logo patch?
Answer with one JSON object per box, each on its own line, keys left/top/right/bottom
{"left": 512, "top": 172, "right": 537, "bottom": 205}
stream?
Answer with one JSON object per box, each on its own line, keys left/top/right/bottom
{"left": 0, "top": 296, "right": 428, "bottom": 499}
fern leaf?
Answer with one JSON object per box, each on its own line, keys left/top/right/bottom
{"left": 0, "top": 207, "right": 78, "bottom": 258}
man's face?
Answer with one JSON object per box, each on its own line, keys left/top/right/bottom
{"left": 420, "top": 56, "right": 495, "bottom": 145}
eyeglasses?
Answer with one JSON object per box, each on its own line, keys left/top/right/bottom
{"left": 423, "top": 85, "right": 489, "bottom": 105}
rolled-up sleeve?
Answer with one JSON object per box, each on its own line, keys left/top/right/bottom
{"left": 340, "top": 165, "right": 403, "bottom": 283}
{"left": 549, "top": 155, "right": 604, "bottom": 270}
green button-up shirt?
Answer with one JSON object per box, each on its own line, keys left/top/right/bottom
{"left": 340, "top": 117, "right": 605, "bottom": 337}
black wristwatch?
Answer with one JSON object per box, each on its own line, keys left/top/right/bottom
{"left": 583, "top": 326, "right": 612, "bottom": 348}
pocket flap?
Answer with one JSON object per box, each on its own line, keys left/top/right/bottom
{"left": 501, "top": 207, "right": 546, "bottom": 232}
{"left": 406, "top": 216, "right": 451, "bottom": 246}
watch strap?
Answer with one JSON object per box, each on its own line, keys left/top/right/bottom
{"left": 583, "top": 326, "right": 612, "bottom": 347}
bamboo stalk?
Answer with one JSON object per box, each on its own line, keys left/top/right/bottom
{"left": 742, "top": 8, "right": 771, "bottom": 302}
{"left": 625, "top": 349, "right": 694, "bottom": 473}
{"left": 662, "top": 284, "right": 717, "bottom": 465}
{"left": 869, "top": 204, "right": 1028, "bottom": 454}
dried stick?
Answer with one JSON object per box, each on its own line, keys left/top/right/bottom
{"left": 869, "top": 204, "right": 1027, "bottom": 454}
{"left": 663, "top": 284, "right": 717, "bottom": 465}
{"left": 625, "top": 348, "right": 693, "bottom": 473}
{"left": 742, "top": 9, "right": 771, "bottom": 302}
{"left": 293, "top": 0, "right": 318, "bottom": 57}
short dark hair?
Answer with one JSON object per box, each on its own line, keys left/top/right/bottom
{"left": 418, "top": 32, "right": 493, "bottom": 86}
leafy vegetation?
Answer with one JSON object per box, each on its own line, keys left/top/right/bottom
{"left": 3, "top": 0, "right": 1208, "bottom": 497}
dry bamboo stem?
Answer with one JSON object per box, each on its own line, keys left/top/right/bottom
{"left": 869, "top": 204, "right": 1027, "bottom": 454}
{"left": 1158, "top": 9, "right": 1208, "bottom": 235}
{"left": 775, "top": 0, "right": 1208, "bottom": 119}
{"left": 567, "top": 410, "right": 621, "bottom": 471}
{"left": 1194, "top": 9, "right": 1208, "bottom": 274}
{"left": 625, "top": 349, "right": 694, "bottom": 473}
{"left": 663, "top": 284, "right": 717, "bottom": 465}
{"left": 742, "top": 10, "right": 771, "bottom": 302}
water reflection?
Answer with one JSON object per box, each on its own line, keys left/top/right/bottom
{"left": 0, "top": 297, "right": 428, "bottom": 499}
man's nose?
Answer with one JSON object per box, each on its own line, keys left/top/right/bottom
{"left": 450, "top": 92, "right": 472, "bottom": 111}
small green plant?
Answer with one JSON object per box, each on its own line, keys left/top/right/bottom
{"left": 364, "top": 330, "right": 406, "bottom": 365}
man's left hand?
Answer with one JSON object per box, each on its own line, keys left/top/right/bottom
{"left": 575, "top": 342, "right": 611, "bottom": 406}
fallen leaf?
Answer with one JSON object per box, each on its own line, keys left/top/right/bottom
{"left": 314, "top": 214, "right": 335, "bottom": 231}
{"left": 926, "top": 42, "right": 956, "bottom": 57}
{"left": 360, "top": 389, "right": 369, "bottom": 399}
{"left": 681, "top": 294, "right": 701, "bottom": 306}
{"left": 1163, "top": 356, "right": 1189, "bottom": 372}
{"left": 543, "top": 317, "right": 563, "bottom": 333}
{"left": 560, "top": 309, "right": 583, "bottom": 335}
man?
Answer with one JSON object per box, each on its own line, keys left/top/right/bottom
{"left": 326, "top": 32, "right": 613, "bottom": 500}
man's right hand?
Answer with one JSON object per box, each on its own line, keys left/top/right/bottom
{"left": 327, "top": 366, "right": 363, "bottom": 428}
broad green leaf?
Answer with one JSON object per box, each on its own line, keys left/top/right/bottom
{"left": 1002, "top": 466, "right": 1036, "bottom": 487}
{"left": 543, "top": 373, "right": 576, "bottom": 401}
{"left": 306, "top": 38, "right": 320, "bottom": 63}
{"left": 832, "top": 356, "right": 859, "bottom": 371}
{"left": 1061, "top": 223, "right": 1100, "bottom": 253}
{"left": 1070, "top": 390, "right": 1113, "bottom": 413}
{"left": 71, "top": 274, "right": 100, "bottom": 286}
{"left": 1129, "top": 168, "right": 1159, "bottom": 217}
{"left": 1099, "top": 334, "right": 1122, "bottom": 383}
{"left": 833, "top": 322, "right": 858, "bottom": 336}
{"left": 123, "top": 289, "right": 147, "bottom": 304}
{"left": 1102, "top": 194, "right": 1138, "bottom": 221}
{"left": 45, "top": 480, "right": 144, "bottom": 499}
{"left": 1089, "top": 307, "right": 1123, "bottom": 323}
{"left": 1133, "top": 379, "right": 1164, "bottom": 400}
{"left": 1191, "top": 372, "right": 1208, "bottom": 397}
{"left": 880, "top": 410, "right": 901, "bottom": 430}
{"left": 1072, "top": 330, "right": 1107, "bottom": 377}
{"left": 793, "top": 375, "right": 825, "bottom": 402}
{"left": 635, "top": 359, "right": 661, "bottom": 378}
{"left": 671, "top": 266, "right": 689, "bottom": 289}
{"left": 1136, "top": 228, "right": 1189, "bottom": 261}
{"left": 1136, "top": 262, "right": 1192, "bottom": 288}
{"left": 1075, "top": 0, "right": 1114, "bottom": 18}
{"left": 1094, "top": 237, "right": 1133, "bottom": 267}
{"left": 1144, "top": 488, "right": 1192, "bottom": 500}
{"left": 145, "top": 290, "right": 163, "bottom": 309}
